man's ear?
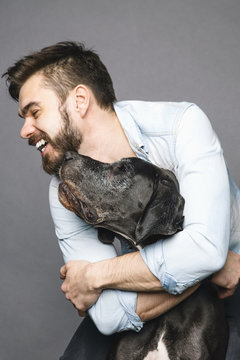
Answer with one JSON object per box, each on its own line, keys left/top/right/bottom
{"left": 74, "top": 85, "right": 90, "bottom": 117}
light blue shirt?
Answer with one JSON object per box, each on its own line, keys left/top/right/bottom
{"left": 49, "top": 101, "right": 240, "bottom": 335}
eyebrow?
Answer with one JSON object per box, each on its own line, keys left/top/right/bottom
{"left": 18, "top": 101, "right": 41, "bottom": 118}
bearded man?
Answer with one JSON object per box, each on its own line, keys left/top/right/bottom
{"left": 3, "top": 41, "right": 240, "bottom": 359}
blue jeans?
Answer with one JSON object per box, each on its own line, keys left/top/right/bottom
{"left": 60, "top": 285, "right": 240, "bottom": 360}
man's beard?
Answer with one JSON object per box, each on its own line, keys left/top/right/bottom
{"left": 29, "top": 108, "right": 82, "bottom": 175}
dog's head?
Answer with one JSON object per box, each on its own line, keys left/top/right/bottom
{"left": 58, "top": 151, "right": 184, "bottom": 248}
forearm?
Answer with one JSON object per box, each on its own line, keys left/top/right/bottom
{"left": 61, "top": 254, "right": 201, "bottom": 335}
{"left": 136, "top": 283, "right": 200, "bottom": 321}
{"left": 88, "top": 251, "right": 163, "bottom": 292}
{"left": 87, "top": 252, "right": 200, "bottom": 323}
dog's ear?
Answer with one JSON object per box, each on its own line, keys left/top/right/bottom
{"left": 135, "top": 177, "right": 183, "bottom": 246}
{"left": 98, "top": 228, "right": 115, "bottom": 244}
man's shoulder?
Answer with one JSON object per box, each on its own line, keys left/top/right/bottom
{"left": 115, "top": 100, "right": 193, "bottom": 114}
{"left": 114, "top": 100, "right": 194, "bottom": 133}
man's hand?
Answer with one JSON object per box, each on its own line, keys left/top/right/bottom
{"left": 211, "top": 250, "right": 240, "bottom": 298}
{"left": 60, "top": 260, "right": 102, "bottom": 316}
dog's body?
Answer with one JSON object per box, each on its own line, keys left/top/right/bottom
{"left": 108, "top": 282, "right": 227, "bottom": 360}
{"left": 58, "top": 151, "right": 228, "bottom": 360}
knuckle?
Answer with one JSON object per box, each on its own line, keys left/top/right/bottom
{"left": 227, "top": 283, "right": 236, "bottom": 290}
{"left": 75, "top": 301, "right": 83, "bottom": 311}
{"left": 65, "top": 293, "right": 71, "bottom": 300}
{"left": 74, "top": 301, "right": 80, "bottom": 310}
{"left": 67, "top": 260, "right": 73, "bottom": 268}
{"left": 232, "top": 279, "right": 238, "bottom": 288}
{"left": 61, "top": 283, "right": 66, "bottom": 293}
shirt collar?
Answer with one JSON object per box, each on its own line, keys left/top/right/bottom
{"left": 114, "top": 101, "right": 149, "bottom": 161}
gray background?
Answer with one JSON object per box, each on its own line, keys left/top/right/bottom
{"left": 0, "top": 0, "right": 240, "bottom": 359}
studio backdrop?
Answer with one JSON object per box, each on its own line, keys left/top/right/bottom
{"left": 0, "top": 0, "right": 239, "bottom": 359}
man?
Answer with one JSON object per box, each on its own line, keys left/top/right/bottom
{"left": 3, "top": 41, "right": 240, "bottom": 359}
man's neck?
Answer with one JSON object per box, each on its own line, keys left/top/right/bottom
{"left": 78, "top": 106, "right": 136, "bottom": 163}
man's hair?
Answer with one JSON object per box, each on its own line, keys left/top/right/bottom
{"left": 2, "top": 41, "right": 116, "bottom": 110}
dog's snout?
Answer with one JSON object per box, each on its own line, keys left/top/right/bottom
{"left": 64, "top": 151, "right": 78, "bottom": 162}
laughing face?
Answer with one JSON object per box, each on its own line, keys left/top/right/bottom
{"left": 18, "top": 73, "right": 82, "bottom": 175}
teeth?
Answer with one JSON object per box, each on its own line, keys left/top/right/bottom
{"left": 36, "top": 139, "right": 47, "bottom": 152}
{"left": 36, "top": 139, "right": 45, "bottom": 149}
{"left": 41, "top": 146, "right": 46, "bottom": 153}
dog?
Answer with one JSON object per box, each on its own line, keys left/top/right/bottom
{"left": 58, "top": 151, "right": 228, "bottom": 360}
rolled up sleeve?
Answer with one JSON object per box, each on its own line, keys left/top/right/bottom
{"left": 140, "top": 104, "right": 231, "bottom": 294}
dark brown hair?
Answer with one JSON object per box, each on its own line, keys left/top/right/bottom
{"left": 2, "top": 41, "right": 116, "bottom": 110}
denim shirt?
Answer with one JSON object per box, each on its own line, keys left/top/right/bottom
{"left": 49, "top": 101, "right": 240, "bottom": 335}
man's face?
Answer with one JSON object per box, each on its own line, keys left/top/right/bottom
{"left": 18, "top": 73, "right": 82, "bottom": 175}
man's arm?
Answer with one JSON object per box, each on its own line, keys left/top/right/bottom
{"left": 136, "top": 285, "right": 199, "bottom": 321}
{"left": 60, "top": 104, "right": 237, "bottom": 316}
{"left": 60, "top": 247, "right": 240, "bottom": 319}
{"left": 60, "top": 252, "right": 162, "bottom": 315}
{"left": 60, "top": 251, "right": 199, "bottom": 319}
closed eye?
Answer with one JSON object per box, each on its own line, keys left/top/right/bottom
{"left": 161, "top": 179, "right": 169, "bottom": 186}
{"left": 32, "top": 110, "right": 39, "bottom": 118}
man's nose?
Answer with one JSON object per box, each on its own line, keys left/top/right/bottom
{"left": 20, "top": 118, "right": 36, "bottom": 139}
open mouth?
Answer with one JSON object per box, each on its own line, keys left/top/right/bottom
{"left": 58, "top": 182, "right": 99, "bottom": 224}
{"left": 35, "top": 139, "right": 48, "bottom": 154}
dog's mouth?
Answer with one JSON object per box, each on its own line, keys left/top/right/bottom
{"left": 58, "top": 182, "right": 99, "bottom": 224}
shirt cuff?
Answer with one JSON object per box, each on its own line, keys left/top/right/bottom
{"left": 140, "top": 240, "right": 199, "bottom": 294}
{"left": 116, "top": 290, "right": 144, "bottom": 332}
{"left": 140, "top": 240, "right": 178, "bottom": 294}
{"left": 140, "top": 240, "right": 166, "bottom": 286}
{"left": 88, "top": 289, "right": 144, "bottom": 335}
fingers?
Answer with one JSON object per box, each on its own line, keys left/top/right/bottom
{"left": 60, "top": 265, "right": 68, "bottom": 294}
{"left": 61, "top": 284, "right": 68, "bottom": 296}
{"left": 64, "top": 296, "right": 88, "bottom": 316}
{"left": 60, "top": 265, "right": 67, "bottom": 280}
{"left": 217, "top": 285, "right": 237, "bottom": 299}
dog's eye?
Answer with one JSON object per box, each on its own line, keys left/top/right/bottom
{"left": 161, "top": 179, "right": 169, "bottom": 186}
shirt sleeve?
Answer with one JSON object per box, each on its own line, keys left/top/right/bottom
{"left": 49, "top": 176, "right": 144, "bottom": 334}
{"left": 140, "top": 104, "right": 231, "bottom": 294}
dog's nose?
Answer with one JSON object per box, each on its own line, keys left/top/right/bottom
{"left": 64, "top": 151, "right": 77, "bottom": 162}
